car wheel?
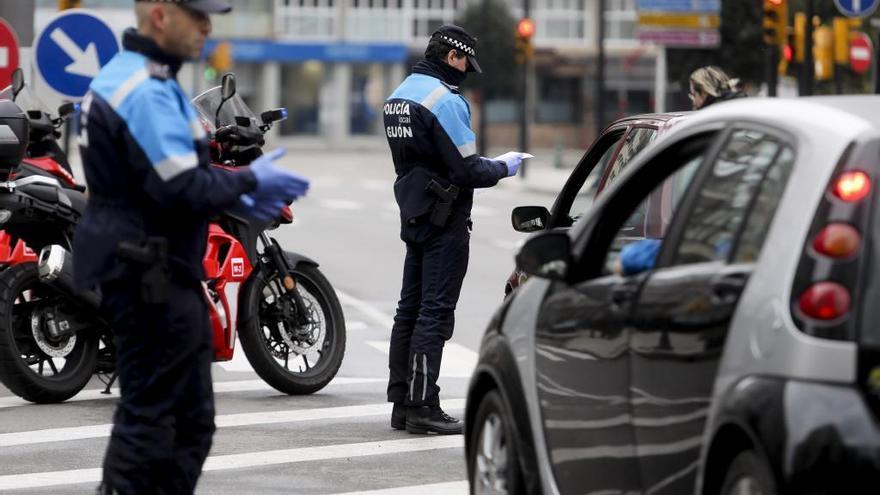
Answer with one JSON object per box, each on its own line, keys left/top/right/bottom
{"left": 469, "top": 389, "right": 525, "bottom": 495}
{"left": 719, "top": 450, "right": 777, "bottom": 495}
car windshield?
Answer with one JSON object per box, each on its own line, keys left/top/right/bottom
{"left": 192, "top": 87, "right": 257, "bottom": 133}
{"left": 0, "top": 84, "right": 53, "bottom": 116}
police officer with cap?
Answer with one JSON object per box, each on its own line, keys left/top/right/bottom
{"left": 384, "top": 25, "right": 527, "bottom": 434}
{"left": 77, "top": 1, "right": 309, "bottom": 492}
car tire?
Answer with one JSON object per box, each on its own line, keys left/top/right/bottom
{"left": 719, "top": 450, "right": 777, "bottom": 495}
{"left": 468, "top": 389, "right": 526, "bottom": 495}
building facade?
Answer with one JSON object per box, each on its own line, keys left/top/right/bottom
{"left": 32, "top": 0, "right": 663, "bottom": 148}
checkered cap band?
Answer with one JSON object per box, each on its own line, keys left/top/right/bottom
{"left": 438, "top": 35, "right": 475, "bottom": 56}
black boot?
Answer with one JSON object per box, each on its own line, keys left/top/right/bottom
{"left": 391, "top": 403, "right": 407, "bottom": 430}
{"left": 405, "top": 405, "right": 462, "bottom": 435}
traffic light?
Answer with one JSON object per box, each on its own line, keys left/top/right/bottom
{"left": 832, "top": 17, "right": 850, "bottom": 65}
{"left": 205, "top": 42, "right": 232, "bottom": 81}
{"left": 793, "top": 11, "right": 806, "bottom": 63}
{"left": 763, "top": 0, "right": 787, "bottom": 46}
{"left": 813, "top": 25, "right": 833, "bottom": 81}
{"left": 58, "top": 0, "right": 81, "bottom": 9}
{"left": 514, "top": 18, "right": 535, "bottom": 65}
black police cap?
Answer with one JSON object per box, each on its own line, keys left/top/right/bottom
{"left": 430, "top": 25, "right": 482, "bottom": 73}
{"left": 135, "top": 0, "right": 232, "bottom": 14}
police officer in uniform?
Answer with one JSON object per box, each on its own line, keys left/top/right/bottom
{"left": 384, "top": 25, "right": 526, "bottom": 434}
{"left": 75, "top": 1, "right": 309, "bottom": 492}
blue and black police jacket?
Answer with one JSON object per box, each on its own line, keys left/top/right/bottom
{"left": 384, "top": 61, "right": 507, "bottom": 230}
{"left": 74, "top": 30, "right": 257, "bottom": 291}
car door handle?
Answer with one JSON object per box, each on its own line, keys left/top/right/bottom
{"left": 611, "top": 285, "right": 638, "bottom": 306}
{"left": 712, "top": 274, "right": 747, "bottom": 299}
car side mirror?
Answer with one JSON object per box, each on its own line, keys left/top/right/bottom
{"left": 512, "top": 206, "right": 551, "bottom": 233}
{"left": 261, "top": 108, "right": 288, "bottom": 125}
{"left": 515, "top": 231, "right": 572, "bottom": 281}
{"left": 11, "top": 68, "right": 23, "bottom": 99}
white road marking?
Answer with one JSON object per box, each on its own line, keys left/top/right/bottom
{"left": 0, "top": 436, "right": 464, "bottom": 491}
{"left": 0, "top": 377, "right": 385, "bottom": 410}
{"left": 333, "top": 481, "right": 468, "bottom": 495}
{"left": 0, "top": 399, "right": 466, "bottom": 447}
{"left": 366, "top": 340, "right": 476, "bottom": 379}
{"left": 492, "top": 239, "right": 523, "bottom": 251}
{"left": 363, "top": 179, "right": 388, "bottom": 191}
{"left": 347, "top": 321, "right": 369, "bottom": 331}
{"left": 319, "top": 199, "right": 364, "bottom": 211}
{"left": 469, "top": 205, "right": 497, "bottom": 218}
{"left": 336, "top": 290, "right": 394, "bottom": 328}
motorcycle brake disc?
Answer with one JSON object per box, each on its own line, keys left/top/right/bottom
{"left": 278, "top": 289, "right": 325, "bottom": 356}
{"left": 31, "top": 312, "right": 76, "bottom": 358}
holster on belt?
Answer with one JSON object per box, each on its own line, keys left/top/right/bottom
{"left": 426, "top": 179, "right": 460, "bottom": 227}
{"left": 117, "top": 237, "right": 169, "bottom": 305}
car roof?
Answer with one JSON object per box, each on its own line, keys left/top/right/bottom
{"left": 604, "top": 112, "right": 691, "bottom": 130}
{"left": 670, "top": 96, "right": 880, "bottom": 144}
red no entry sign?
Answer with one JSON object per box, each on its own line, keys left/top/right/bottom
{"left": 850, "top": 32, "right": 873, "bottom": 74}
{"left": 0, "top": 19, "right": 20, "bottom": 89}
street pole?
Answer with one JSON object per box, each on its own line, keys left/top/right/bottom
{"left": 766, "top": 45, "right": 778, "bottom": 96}
{"left": 655, "top": 46, "right": 667, "bottom": 113}
{"left": 596, "top": 0, "right": 606, "bottom": 134}
{"left": 802, "top": 0, "right": 814, "bottom": 96}
{"left": 519, "top": 0, "right": 531, "bottom": 177}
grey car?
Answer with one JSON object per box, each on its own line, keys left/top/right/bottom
{"left": 465, "top": 96, "right": 880, "bottom": 495}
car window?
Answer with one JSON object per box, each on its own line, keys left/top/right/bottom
{"left": 673, "top": 129, "right": 793, "bottom": 266}
{"left": 568, "top": 138, "right": 622, "bottom": 220}
{"left": 732, "top": 146, "right": 795, "bottom": 262}
{"left": 602, "top": 127, "right": 658, "bottom": 189}
{"left": 605, "top": 156, "right": 703, "bottom": 275}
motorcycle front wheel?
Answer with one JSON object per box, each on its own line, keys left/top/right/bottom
{"left": 0, "top": 263, "right": 97, "bottom": 403}
{"left": 239, "top": 261, "right": 346, "bottom": 395}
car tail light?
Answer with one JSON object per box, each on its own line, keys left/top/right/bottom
{"left": 832, "top": 170, "right": 871, "bottom": 202}
{"left": 798, "top": 282, "right": 851, "bottom": 321}
{"left": 812, "top": 223, "right": 861, "bottom": 258}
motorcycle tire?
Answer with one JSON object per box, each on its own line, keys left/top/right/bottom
{"left": 239, "top": 262, "right": 346, "bottom": 395}
{"left": 0, "top": 263, "right": 97, "bottom": 403}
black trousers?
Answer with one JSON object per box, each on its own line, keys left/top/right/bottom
{"left": 387, "top": 216, "right": 469, "bottom": 407}
{"left": 99, "top": 276, "right": 216, "bottom": 495}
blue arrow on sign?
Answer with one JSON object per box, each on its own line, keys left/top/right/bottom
{"left": 835, "top": 0, "right": 880, "bottom": 18}
{"left": 34, "top": 10, "right": 119, "bottom": 100}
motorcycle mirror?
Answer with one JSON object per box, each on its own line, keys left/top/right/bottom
{"left": 11, "top": 68, "right": 24, "bottom": 99}
{"left": 260, "top": 108, "right": 288, "bottom": 125}
{"left": 215, "top": 73, "right": 237, "bottom": 127}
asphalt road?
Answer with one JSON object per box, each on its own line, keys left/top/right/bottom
{"left": 0, "top": 147, "right": 559, "bottom": 494}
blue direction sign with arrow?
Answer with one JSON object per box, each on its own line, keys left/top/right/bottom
{"left": 835, "top": 0, "right": 880, "bottom": 18}
{"left": 34, "top": 10, "right": 119, "bottom": 100}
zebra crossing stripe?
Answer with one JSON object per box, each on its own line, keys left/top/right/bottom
{"left": 331, "top": 480, "right": 469, "bottom": 494}
{"left": 0, "top": 399, "right": 467, "bottom": 447}
{"left": 0, "top": 436, "right": 464, "bottom": 491}
{"left": 0, "top": 377, "right": 386, "bottom": 410}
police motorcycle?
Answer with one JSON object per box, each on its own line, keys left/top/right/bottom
{"left": 0, "top": 72, "right": 346, "bottom": 403}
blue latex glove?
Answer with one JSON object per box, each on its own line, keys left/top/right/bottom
{"left": 493, "top": 151, "right": 529, "bottom": 177}
{"left": 250, "top": 148, "right": 310, "bottom": 202}
{"left": 230, "top": 194, "right": 287, "bottom": 222}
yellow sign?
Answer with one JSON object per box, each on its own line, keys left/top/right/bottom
{"left": 637, "top": 12, "right": 720, "bottom": 29}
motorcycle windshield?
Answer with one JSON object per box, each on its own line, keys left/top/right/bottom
{"left": 192, "top": 87, "right": 258, "bottom": 133}
{"left": 0, "top": 84, "right": 53, "bottom": 116}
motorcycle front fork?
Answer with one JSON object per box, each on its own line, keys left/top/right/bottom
{"left": 257, "top": 233, "right": 310, "bottom": 326}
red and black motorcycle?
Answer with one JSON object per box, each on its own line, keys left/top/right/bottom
{"left": 0, "top": 72, "right": 346, "bottom": 403}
